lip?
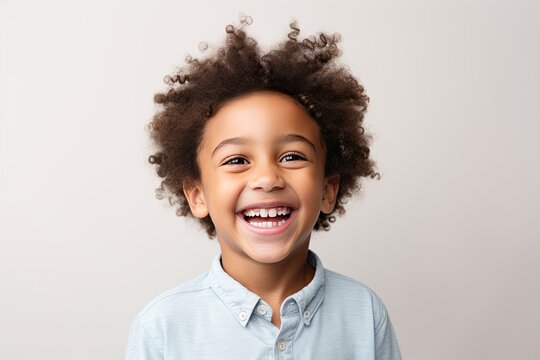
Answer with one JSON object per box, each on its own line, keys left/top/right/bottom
{"left": 237, "top": 209, "right": 296, "bottom": 236}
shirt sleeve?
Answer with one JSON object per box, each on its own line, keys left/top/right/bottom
{"left": 373, "top": 293, "right": 402, "bottom": 360}
{"left": 124, "top": 312, "right": 164, "bottom": 360}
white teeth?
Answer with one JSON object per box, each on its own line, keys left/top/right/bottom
{"left": 248, "top": 220, "right": 286, "bottom": 227}
{"left": 242, "top": 206, "right": 292, "bottom": 228}
{"left": 242, "top": 206, "right": 291, "bottom": 218}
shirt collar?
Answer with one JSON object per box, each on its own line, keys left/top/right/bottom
{"left": 288, "top": 250, "right": 325, "bottom": 326}
{"left": 207, "top": 250, "right": 326, "bottom": 327}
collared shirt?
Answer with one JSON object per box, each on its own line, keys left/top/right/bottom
{"left": 125, "top": 251, "right": 402, "bottom": 360}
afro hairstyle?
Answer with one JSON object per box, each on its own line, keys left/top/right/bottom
{"left": 148, "top": 15, "right": 380, "bottom": 237}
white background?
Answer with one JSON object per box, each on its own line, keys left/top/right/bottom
{"left": 1, "top": 0, "right": 539, "bottom": 359}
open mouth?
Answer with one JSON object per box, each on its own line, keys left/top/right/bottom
{"left": 241, "top": 206, "right": 292, "bottom": 228}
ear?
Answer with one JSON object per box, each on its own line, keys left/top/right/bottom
{"left": 182, "top": 180, "right": 209, "bottom": 218}
{"left": 321, "top": 175, "right": 340, "bottom": 214}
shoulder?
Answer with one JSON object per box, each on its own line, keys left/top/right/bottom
{"left": 324, "top": 268, "right": 379, "bottom": 298}
{"left": 134, "top": 272, "right": 212, "bottom": 325}
{"left": 125, "top": 273, "right": 213, "bottom": 359}
{"left": 323, "top": 268, "right": 390, "bottom": 331}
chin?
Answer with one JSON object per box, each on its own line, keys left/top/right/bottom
{"left": 244, "top": 242, "right": 301, "bottom": 265}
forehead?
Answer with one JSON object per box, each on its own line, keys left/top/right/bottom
{"left": 200, "top": 91, "right": 322, "bottom": 149}
{"left": 214, "top": 90, "right": 305, "bottom": 118}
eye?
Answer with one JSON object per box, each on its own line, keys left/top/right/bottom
{"left": 221, "top": 156, "right": 249, "bottom": 166}
{"left": 280, "top": 152, "right": 307, "bottom": 162}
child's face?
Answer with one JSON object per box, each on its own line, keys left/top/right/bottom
{"left": 184, "top": 91, "right": 339, "bottom": 265}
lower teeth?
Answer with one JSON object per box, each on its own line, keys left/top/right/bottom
{"left": 249, "top": 220, "right": 286, "bottom": 228}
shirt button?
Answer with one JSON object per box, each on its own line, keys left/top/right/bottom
{"left": 257, "top": 305, "right": 268, "bottom": 315}
{"left": 238, "top": 311, "right": 247, "bottom": 321}
{"left": 277, "top": 339, "right": 286, "bottom": 351}
{"left": 303, "top": 309, "right": 311, "bottom": 319}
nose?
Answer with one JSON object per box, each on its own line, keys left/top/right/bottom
{"left": 248, "top": 161, "right": 285, "bottom": 192}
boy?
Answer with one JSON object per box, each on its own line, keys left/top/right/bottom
{"left": 126, "top": 16, "right": 402, "bottom": 359}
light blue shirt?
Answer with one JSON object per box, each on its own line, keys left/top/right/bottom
{"left": 125, "top": 251, "right": 402, "bottom": 359}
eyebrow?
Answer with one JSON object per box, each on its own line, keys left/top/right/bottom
{"left": 211, "top": 134, "right": 318, "bottom": 158}
{"left": 211, "top": 137, "right": 252, "bottom": 158}
{"left": 277, "top": 134, "right": 317, "bottom": 153}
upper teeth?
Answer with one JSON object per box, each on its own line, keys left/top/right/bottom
{"left": 243, "top": 207, "right": 291, "bottom": 218}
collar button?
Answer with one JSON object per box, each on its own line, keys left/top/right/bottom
{"left": 257, "top": 305, "right": 268, "bottom": 315}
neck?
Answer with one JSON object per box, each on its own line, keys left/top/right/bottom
{"left": 219, "top": 243, "right": 315, "bottom": 304}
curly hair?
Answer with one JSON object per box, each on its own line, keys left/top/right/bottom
{"left": 148, "top": 15, "right": 379, "bottom": 237}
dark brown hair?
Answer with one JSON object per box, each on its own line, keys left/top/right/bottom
{"left": 148, "top": 16, "right": 379, "bottom": 237}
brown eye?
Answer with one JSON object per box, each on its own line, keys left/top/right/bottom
{"left": 280, "top": 152, "right": 307, "bottom": 162}
{"left": 223, "top": 157, "right": 248, "bottom": 166}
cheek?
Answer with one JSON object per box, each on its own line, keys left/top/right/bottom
{"left": 216, "top": 174, "right": 245, "bottom": 193}
{"left": 292, "top": 170, "right": 325, "bottom": 204}
{"left": 203, "top": 174, "right": 244, "bottom": 210}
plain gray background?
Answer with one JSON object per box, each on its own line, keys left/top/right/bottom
{"left": 1, "top": 0, "right": 539, "bottom": 359}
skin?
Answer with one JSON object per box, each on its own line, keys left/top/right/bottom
{"left": 183, "top": 91, "right": 340, "bottom": 328}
